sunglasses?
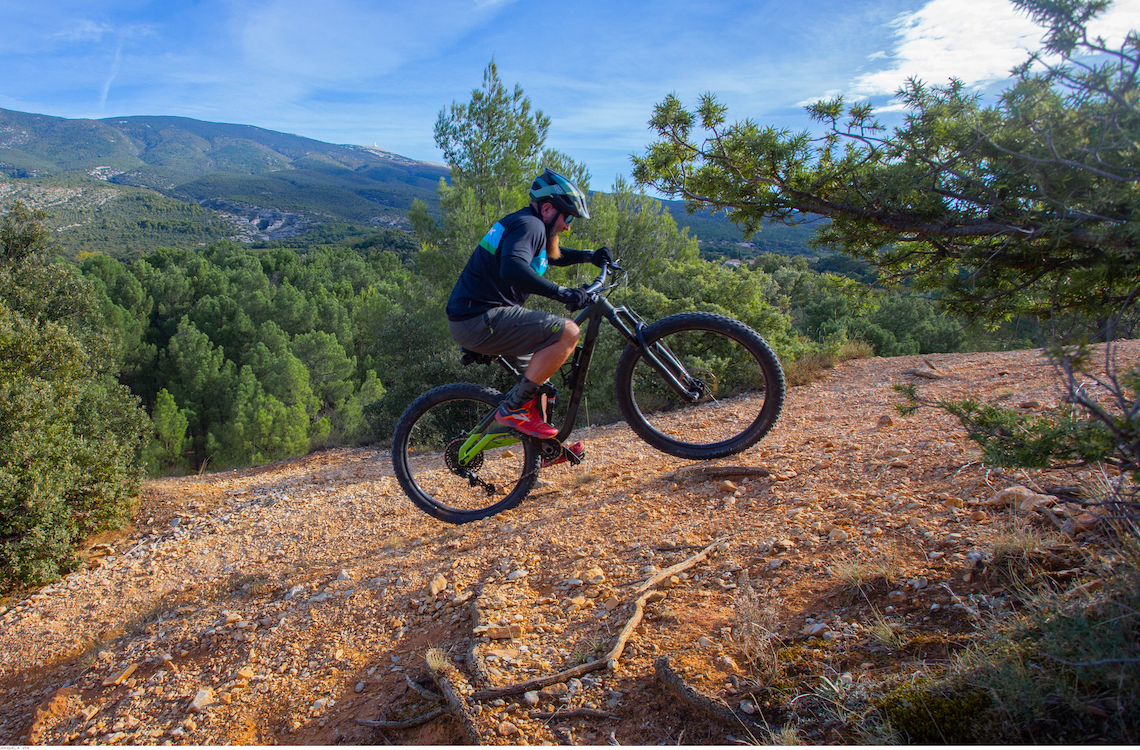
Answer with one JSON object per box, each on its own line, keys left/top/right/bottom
{"left": 562, "top": 213, "right": 574, "bottom": 225}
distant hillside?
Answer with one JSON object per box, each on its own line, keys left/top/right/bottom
{"left": 662, "top": 202, "right": 820, "bottom": 259}
{"left": 0, "top": 108, "right": 449, "bottom": 257}
{"left": 0, "top": 107, "right": 809, "bottom": 257}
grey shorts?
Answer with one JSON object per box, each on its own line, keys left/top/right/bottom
{"left": 449, "top": 306, "right": 568, "bottom": 358}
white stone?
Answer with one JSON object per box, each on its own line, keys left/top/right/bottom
{"left": 583, "top": 567, "right": 606, "bottom": 585}
{"left": 430, "top": 574, "right": 448, "bottom": 596}
{"left": 188, "top": 688, "right": 215, "bottom": 714}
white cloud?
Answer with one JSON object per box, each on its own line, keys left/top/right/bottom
{"left": 98, "top": 40, "right": 123, "bottom": 113}
{"left": 848, "top": 0, "right": 1140, "bottom": 98}
{"left": 58, "top": 19, "right": 114, "bottom": 42}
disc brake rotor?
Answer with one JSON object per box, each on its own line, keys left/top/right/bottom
{"left": 689, "top": 367, "right": 718, "bottom": 402}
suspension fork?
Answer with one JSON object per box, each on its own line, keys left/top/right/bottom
{"left": 596, "top": 298, "right": 702, "bottom": 402}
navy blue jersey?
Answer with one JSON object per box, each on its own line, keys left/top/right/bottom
{"left": 446, "top": 206, "right": 589, "bottom": 320}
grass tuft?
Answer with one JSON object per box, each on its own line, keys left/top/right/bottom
{"left": 830, "top": 553, "right": 899, "bottom": 590}
{"left": 784, "top": 339, "right": 874, "bottom": 387}
{"left": 732, "top": 578, "right": 783, "bottom": 683}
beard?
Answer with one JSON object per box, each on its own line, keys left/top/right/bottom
{"left": 542, "top": 214, "right": 563, "bottom": 260}
{"left": 546, "top": 230, "right": 562, "bottom": 261}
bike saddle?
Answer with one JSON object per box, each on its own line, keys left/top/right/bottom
{"left": 460, "top": 348, "right": 495, "bottom": 366}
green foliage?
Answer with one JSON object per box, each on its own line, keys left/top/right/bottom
{"left": 140, "top": 389, "right": 191, "bottom": 476}
{"left": 565, "top": 175, "right": 699, "bottom": 286}
{"left": 633, "top": 0, "right": 1140, "bottom": 327}
{"left": 208, "top": 366, "right": 311, "bottom": 468}
{"left": 876, "top": 683, "right": 992, "bottom": 743}
{"left": 874, "top": 556, "right": 1140, "bottom": 743}
{"left": 0, "top": 202, "right": 148, "bottom": 590}
{"left": 896, "top": 344, "right": 1136, "bottom": 475}
{"left": 432, "top": 60, "right": 550, "bottom": 220}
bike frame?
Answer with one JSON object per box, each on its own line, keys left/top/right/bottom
{"left": 456, "top": 263, "right": 706, "bottom": 467}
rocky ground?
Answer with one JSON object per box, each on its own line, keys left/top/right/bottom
{"left": 2, "top": 344, "right": 1132, "bottom": 746}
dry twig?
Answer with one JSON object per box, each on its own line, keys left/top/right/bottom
{"left": 530, "top": 708, "right": 620, "bottom": 721}
{"left": 655, "top": 656, "right": 754, "bottom": 727}
{"left": 354, "top": 707, "right": 445, "bottom": 729}
{"left": 404, "top": 673, "right": 443, "bottom": 702}
{"left": 666, "top": 466, "right": 770, "bottom": 484}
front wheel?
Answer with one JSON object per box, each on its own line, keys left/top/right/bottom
{"left": 614, "top": 312, "right": 785, "bottom": 460}
{"left": 391, "top": 383, "right": 541, "bottom": 524}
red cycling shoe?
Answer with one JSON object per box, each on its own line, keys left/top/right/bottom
{"left": 494, "top": 398, "right": 558, "bottom": 439}
{"left": 542, "top": 441, "right": 585, "bottom": 468}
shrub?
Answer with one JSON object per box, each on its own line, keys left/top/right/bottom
{"left": 1, "top": 203, "right": 149, "bottom": 590}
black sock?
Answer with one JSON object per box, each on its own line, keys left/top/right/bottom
{"left": 505, "top": 378, "right": 541, "bottom": 409}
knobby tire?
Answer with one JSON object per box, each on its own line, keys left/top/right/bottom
{"left": 614, "top": 312, "right": 785, "bottom": 460}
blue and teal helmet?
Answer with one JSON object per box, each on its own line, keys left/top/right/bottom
{"left": 529, "top": 168, "right": 590, "bottom": 220}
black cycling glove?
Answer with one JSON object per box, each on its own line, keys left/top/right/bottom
{"left": 591, "top": 246, "right": 613, "bottom": 268}
{"left": 556, "top": 286, "right": 591, "bottom": 311}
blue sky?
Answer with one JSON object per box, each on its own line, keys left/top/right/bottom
{"left": 2, "top": 0, "right": 1137, "bottom": 191}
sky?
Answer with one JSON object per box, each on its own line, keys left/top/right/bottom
{"left": 2, "top": 0, "right": 1138, "bottom": 191}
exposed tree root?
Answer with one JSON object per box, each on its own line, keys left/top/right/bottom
{"left": 426, "top": 647, "right": 482, "bottom": 745}
{"left": 470, "top": 536, "right": 732, "bottom": 702}
{"left": 902, "top": 367, "right": 942, "bottom": 380}
{"left": 354, "top": 706, "right": 445, "bottom": 729}
{"left": 466, "top": 591, "right": 493, "bottom": 690}
{"left": 654, "top": 656, "right": 754, "bottom": 728}
{"left": 404, "top": 673, "right": 443, "bottom": 702}
{"left": 667, "top": 466, "right": 770, "bottom": 484}
{"left": 530, "top": 708, "right": 620, "bottom": 721}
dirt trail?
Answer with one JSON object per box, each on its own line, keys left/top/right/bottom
{"left": 1, "top": 344, "right": 1130, "bottom": 745}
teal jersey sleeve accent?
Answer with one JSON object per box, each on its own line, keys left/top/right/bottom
{"left": 478, "top": 222, "right": 506, "bottom": 254}
{"left": 531, "top": 249, "right": 548, "bottom": 276}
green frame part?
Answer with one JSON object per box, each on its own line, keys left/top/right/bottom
{"left": 458, "top": 429, "right": 520, "bottom": 465}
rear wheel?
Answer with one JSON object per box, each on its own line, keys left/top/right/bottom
{"left": 614, "top": 312, "right": 785, "bottom": 460}
{"left": 391, "top": 383, "right": 540, "bottom": 524}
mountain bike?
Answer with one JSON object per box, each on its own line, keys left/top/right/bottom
{"left": 391, "top": 261, "right": 785, "bottom": 524}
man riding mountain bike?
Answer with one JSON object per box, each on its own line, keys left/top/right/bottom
{"left": 445, "top": 168, "right": 611, "bottom": 465}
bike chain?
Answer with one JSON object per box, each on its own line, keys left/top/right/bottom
{"left": 444, "top": 436, "right": 499, "bottom": 496}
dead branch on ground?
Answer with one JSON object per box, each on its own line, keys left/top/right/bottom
{"left": 667, "top": 466, "right": 770, "bottom": 484}
{"left": 354, "top": 706, "right": 445, "bottom": 729}
{"left": 405, "top": 673, "right": 443, "bottom": 702}
{"left": 655, "top": 656, "right": 754, "bottom": 727}
{"left": 530, "top": 708, "right": 620, "bottom": 721}
{"left": 465, "top": 591, "right": 494, "bottom": 690}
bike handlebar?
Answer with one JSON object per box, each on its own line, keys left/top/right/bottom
{"left": 583, "top": 260, "right": 624, "bottom": 296}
